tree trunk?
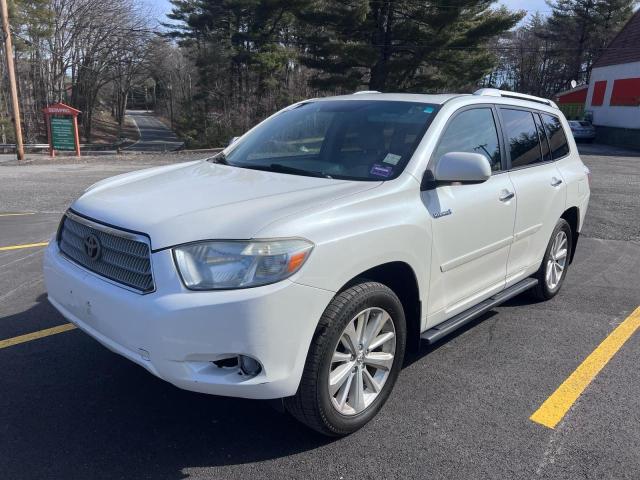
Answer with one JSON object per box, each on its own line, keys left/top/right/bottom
{"left": 369, "top": 1, "right": 393, "bottom": 91}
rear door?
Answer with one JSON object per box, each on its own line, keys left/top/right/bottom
{"left": 500, "top": 108, "right": 568, "bottom": 285}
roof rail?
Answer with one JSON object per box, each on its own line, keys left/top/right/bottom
{"left": 473, "top": 88, "right": 558, "bottom": 109}
{"left": 352, "top": 90, "right": 381, "bottom": 95}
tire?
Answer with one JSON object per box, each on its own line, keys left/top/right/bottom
{"left": 531, "top": 218, "right": 572, "bottom": 301}
{"left": 284, "top": 281, "right": 406, "bottom": 436}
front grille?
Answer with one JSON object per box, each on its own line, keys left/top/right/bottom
{"left": 58, "top": 213, "right": 154, "bottom": 293}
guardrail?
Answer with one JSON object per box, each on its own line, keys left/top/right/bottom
{"left": 0, "top": 143, "right": 222, "bottom": 155}
{"left": 0, "top": 142, "right": 126, "bottom": 154}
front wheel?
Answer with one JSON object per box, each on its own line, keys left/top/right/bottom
{"left": 531, "top": 218, "right": 572, "bottom": 300}
{"left": 284, "top": 281, "right": 406, "bottom": 436}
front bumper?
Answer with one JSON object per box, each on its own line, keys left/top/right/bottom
{"left": 44, "top": 241, "right": 334, "bottom": 399}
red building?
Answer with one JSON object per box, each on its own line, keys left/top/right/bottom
{"left": 554, "top": 11, "right": 640, "bottom": 149}
{"left": 556, "top": 85, "right": 589, "bottom": 120}
{"left": 585, "top": 10, "right": 640, "bottom": 149}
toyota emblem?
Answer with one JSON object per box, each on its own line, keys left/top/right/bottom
{"left": 83, "top": 234, "right": 102, "bottom": 261}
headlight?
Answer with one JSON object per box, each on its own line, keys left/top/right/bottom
{"left": 173, "top": 239, "right": 314, "bottom": 290}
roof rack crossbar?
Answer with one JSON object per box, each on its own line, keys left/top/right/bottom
{"left": 473, "top": 88, "right": 558, "bottom": 109}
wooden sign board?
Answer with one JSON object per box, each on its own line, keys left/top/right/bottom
{"left": 51, "top": 117, "right": 76, "bottom": 150}
{"left": 43, "top": 102, "right": 81, "bottom": 157}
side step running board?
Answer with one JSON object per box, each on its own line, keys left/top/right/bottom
{"left": 421, "top": 278, "right": 538, "bottom": 344}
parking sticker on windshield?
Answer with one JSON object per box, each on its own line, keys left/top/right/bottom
{"left": 383, "top": 153, "right": 402, "bottom": 165}
{"left": 370, "top": 164, "right": 394, "bottom": 178}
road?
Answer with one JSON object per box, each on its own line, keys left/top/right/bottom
{"left": 0, "top": 145, "right": 639, "bottom": 479}
{"left": 125, "top": 110, "right": 183, "bottom": 152}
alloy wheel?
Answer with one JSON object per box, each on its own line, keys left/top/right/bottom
{"left": 328, "top": 307, "right": 396, "bottom": 416}
{"left": 546, "top": 230, "right": 568, "bottom": 290}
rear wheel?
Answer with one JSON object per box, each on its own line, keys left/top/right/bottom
{"left": 284, "top": 281, "right": 406, "bottom": 436}
{"left": 531, "top": 218, "right": 572, "bottom": 300}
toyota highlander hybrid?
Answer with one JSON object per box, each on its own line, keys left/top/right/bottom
{"left": 44, "top": 89, "right": 591, "bottom": 436}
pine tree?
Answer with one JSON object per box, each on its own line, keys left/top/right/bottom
{"left": 166, "top": 0, "right": 303, "bottom": 105}
{"left": 545, "top": 0, "right": 637, "bottom": 86}
{"left": 297, "top": 0, "right": 524, "bottom": 92}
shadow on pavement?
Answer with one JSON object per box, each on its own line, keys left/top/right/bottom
{"left": 0, "top": 287, "right": 544, "bottom": 479}
{"left": 577, "top": 142, "right": 640, "bottom": 157}
{"left": 0, "top": 295, "right": 333, "bottom": 480}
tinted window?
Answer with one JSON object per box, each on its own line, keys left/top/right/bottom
{"left": 501, "top": 109, "right": 543, "bottom": 168}
{"left": 534, "top": 113, "right": 552, "bottom": 162}
{"left": 433, "top": 108, "right": 502, "bottom": 171}
{"left": 226, "top": 100, "right": 438, "bottom": 181}
{"left": 541, "top": 114, "right": 570, "bottom": 159}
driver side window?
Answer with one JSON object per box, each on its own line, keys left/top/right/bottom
{"left": 433, "top": 108, "right": 502, "bottom": 171}
{"left": 245, "top": 111, "right": 333, "bottom": 161}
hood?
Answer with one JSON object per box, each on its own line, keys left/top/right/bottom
{"left": 72, "top": 160, "right": 379, "bottom": 249}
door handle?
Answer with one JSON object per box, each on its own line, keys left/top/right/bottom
{"left": 551, "top": 177, "right": 563, "bottom": 187}
{"left": 499, "top": 190, "right": 515, "bottom": 202}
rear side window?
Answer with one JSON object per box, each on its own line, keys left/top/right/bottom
{"left": 534, "top": 113, "right": 552, "bottom": 162}
{"left": 541, "top": 114, "right": 570, "bottom": 159}
{"left": 433, "top": 108, "right": 502, "bottom": 171}
{"left": 500, "top": 109, "right": 544, "bottom": 168}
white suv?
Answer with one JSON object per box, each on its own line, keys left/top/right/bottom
{"left": 44, "top": 89, "right": 590, "bottom": 436}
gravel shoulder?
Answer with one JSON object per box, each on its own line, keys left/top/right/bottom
{"left": 0, "top": 152, "right": 210, "bottom": 213}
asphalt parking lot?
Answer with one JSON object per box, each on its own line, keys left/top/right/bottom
{"left": 1, "top": 145, "right": 639, "bottom": 480}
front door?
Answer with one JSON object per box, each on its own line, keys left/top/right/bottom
{"left": 422, "top": 107, "right": 517, "bottom": 320}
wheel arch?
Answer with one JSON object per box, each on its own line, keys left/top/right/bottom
{"left": 561, "top": 206, "right": 579, "bottom": 264}
{"left": 340, "top": 261, "right": 422, "bottom": 354}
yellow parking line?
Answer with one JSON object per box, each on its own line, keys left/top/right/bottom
{"left": 0, "top": 212, "right": 36, "bottom": 217}
{"left": 530, "top": 306, "right": 640, "bottom": 429}
{"left": 0, "top": 323, "right": 76, "bottom": 350}
{"left": 0, "top": 242, "right": 49, "bottom": 252}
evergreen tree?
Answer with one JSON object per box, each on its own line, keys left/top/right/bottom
{"left": 165, "top": 0, "right": 314, "bottom": 144}
{"left": 296, "top": 0, "right": 524, "bottom": 92}
{"left": 545, "top": 0, "right": 637, "bottom": 86}
{"left": 166, "top": 0, "right": 304, "bottom": 109}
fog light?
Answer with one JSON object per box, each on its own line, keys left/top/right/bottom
{"left": 212, "top": 356, "right": 238, "bottom": 369}
{"left": 238, "top": 355, "right": 262, "bottom": 377}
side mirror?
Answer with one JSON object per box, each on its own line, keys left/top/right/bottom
{"left": 433, "top": 152, "right": 491, "bottom": 183}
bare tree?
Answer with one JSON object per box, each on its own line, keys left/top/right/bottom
{"left": 1, "top": 0, "right": 155, "bottom": 142}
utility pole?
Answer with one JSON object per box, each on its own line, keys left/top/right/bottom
{"left": 0, "top": 0, "right": 25, "bottom": 161}
{"left": 167, "top": 82, "right": 174, "bottom": 130}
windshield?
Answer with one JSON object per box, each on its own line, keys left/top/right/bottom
{"left": 223, "top": 100, "right": 439, "bottom": 181}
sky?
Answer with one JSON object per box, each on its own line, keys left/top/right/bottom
{"left": 503, "top": 0, "right": 551, "bottom": 16}
{"left": 144, "top": 0, "right": 552, "bottom": 24}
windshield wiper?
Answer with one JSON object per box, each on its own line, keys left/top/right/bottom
{"left": 241, "top": 163, "right": 333, "bottom": 179}
{"left": 207, "top": 152, "right": 229, "bottom": 165}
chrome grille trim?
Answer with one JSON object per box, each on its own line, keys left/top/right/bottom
{"left": 57, "top": 211, "right": 155, "bottom": 294}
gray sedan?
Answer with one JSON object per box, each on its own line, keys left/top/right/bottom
{"left": 569, "top": 121, "right": 596, "bottom": 142}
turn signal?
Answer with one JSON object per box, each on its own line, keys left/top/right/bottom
{"left": 288, "top": 251, "right": 309, "bottom": 273}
